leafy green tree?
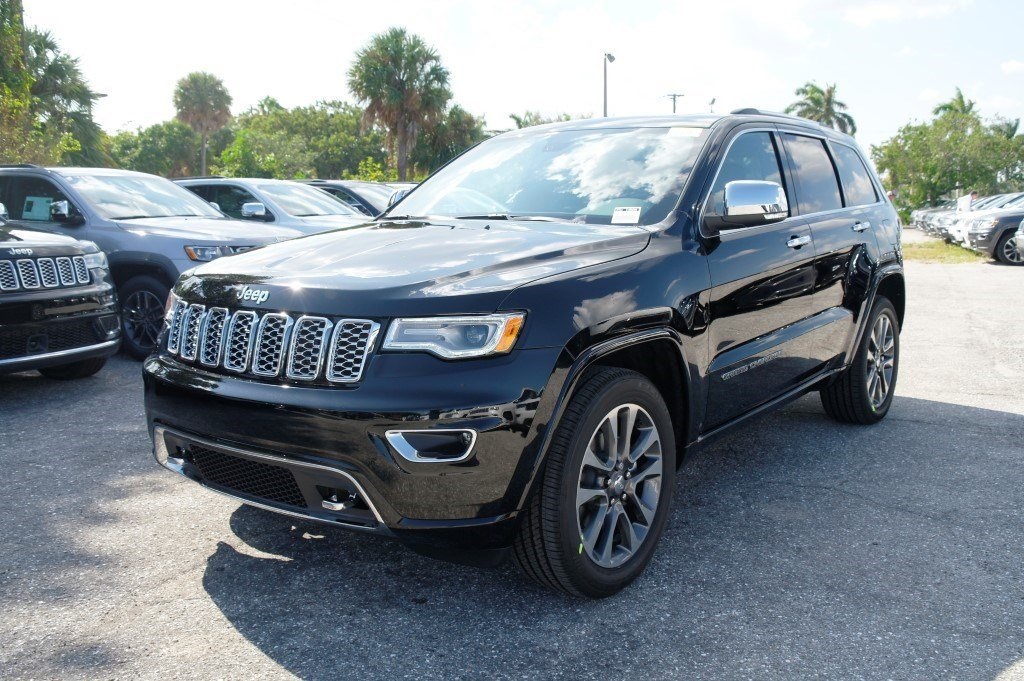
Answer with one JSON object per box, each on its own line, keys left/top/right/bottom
{"left": 347, "top": 27, "right": 451, "bottom": 181}
{"left": 873, "top": 109, "right": 1024, "bottom": 216}
{"left": 173, "top": 72, "right": 232, "bottom": 174}
{"left": 109, "top": 120, "right": 199, "bottom": 177}
{"left": 412, "top": 104, "right": 486, "bottom": 174}
{"left": 212, "top": 129, "right": 289, "bottom": 178}
{"left": 785, "top": 82, "right": 856, "bottom": 134}
{"left": 509, "top": 111, "right": 575, "bottom": 129}
{"left": 932, "top": 87, "right": 976, "bottom": 117}
{"left": 23, "top": 28, "right": 107, "bottom": 165}
{"left": 344, "top": 157, "right": 397, "bottom": 182}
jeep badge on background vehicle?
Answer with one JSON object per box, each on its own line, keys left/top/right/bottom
{"left": 144, "top": 110, "right": 904, "bottom": 598}
{"left": 0, "top": 203, "right": 120, "bottom": 378}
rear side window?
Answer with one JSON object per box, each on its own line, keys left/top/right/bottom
{"left": 212, "top": 185, "right": 258, "bottom": 219}
{"left": 706, "top": 131, "right": 787, "bottom": 217}
{"left": 783, "top": 134, "right": 842, "bottom": 214}
{"left": 832, "top": 143, "right": 878, "bottom": 207}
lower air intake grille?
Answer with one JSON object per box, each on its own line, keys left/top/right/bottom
{"left": 189, "top": 445, "right": 306, "bottom": 508}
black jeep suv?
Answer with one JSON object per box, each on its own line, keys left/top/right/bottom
{"left": 1, "top": 204, "right": 119, "bottom": 378}
{"left": 144, "top": 111, "right": 905, "bottom": 598}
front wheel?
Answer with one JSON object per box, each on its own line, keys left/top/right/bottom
{"left": 119, "top": 275, "right": 169, "bottom": 359}
{"left": 513, "top": 368, "right": 675, "bottom": 598}
{"left": 820, "top": 296, "right": 900, "bottom": 424}
{"left": 995, "top": 231, "right": 1024, "bottom": 265}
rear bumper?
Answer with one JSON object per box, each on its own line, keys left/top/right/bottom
{"left": 143, "top": 347, "right": 565, "bottom": 564}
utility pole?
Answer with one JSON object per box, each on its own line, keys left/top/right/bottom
{"left": 708, "top": 97, "right": 716, "bottom": 113}
{"left": 603, "top": 53, "right": 616, "bottom": 117}
{"left": 666, "top": 93, "right": 684, "bottom": 114}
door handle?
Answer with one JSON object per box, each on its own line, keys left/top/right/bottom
{"left": 786, "top": 235, "right": 811, "bottom": 249}
{"left": 852, "top": 221, "right": 871, "bottom": 232}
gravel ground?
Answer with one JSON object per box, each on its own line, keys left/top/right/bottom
{"left": 1, "top": 260, "right": 1022, "bottom": 680}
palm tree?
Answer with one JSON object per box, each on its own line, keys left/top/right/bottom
{"left": 932, "top": 87, "right": 976, "bottom": 117}
{"left": 785, "top": 82, "right": 857, "bottom": 135}
{"left": 347, "top": 28, "right": 451, "bottom": 181}
{"left": 173, "top": 72, "right": 232, "bottom": 175}
{"left": 22, "top": 28, "right": 107, "bottom": 165}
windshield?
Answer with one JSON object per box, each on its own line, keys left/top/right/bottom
{"left": 63, "top": 173, "right": 224, "bottom": 220}
{"left": 390, "top": 126, "right": 710, "bottom": 226}
{"left": 258, "top": 183, "right": 358, "bottom": 217}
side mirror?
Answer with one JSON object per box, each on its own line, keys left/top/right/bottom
{"left": 208, "top": 201, "right": 221, "bottom": 212}
{"left": 240, "top": 202, "right": 267, "bottom": 219}
{"left": 388, "top": 188, "right": 411, "bottom": 208}
{"left": 0, "top": 202, "right": 7, "bottom": 220}
{"left": 705, "top": 181, "right": 788, "bottom": 234}
{"left": 50, "top": 200, "right": 71, "bottom": 221}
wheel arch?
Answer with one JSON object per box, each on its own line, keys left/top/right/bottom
{"left": 107, "top": 254, "right": 178, "bottom": 290}
{"left": 875, "top": 271, "right": 906, "bottom": 328}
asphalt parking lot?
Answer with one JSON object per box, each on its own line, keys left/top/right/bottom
{"left": 1, "top": 259, "right": 1023, "bottom": 680}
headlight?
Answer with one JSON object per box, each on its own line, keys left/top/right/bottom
{"left": 83, "top": 251, "right": 108, "bottom": 269}
{"left": 184, "top": 245, "right": 231, "bottom": 262}
{"left": 383, "top": 313, "right": 525, "bottom": 359}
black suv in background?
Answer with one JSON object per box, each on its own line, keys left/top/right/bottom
{"left": 145, "top": 111, "right": 904, "bottom": 598}
{"left": 0, "top": 204, "right": 119, "bottom": 378}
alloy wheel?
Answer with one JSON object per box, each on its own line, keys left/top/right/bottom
{"left": 122, "top": 290, "right": 165, "bottom": 352}
{"left": 1003, "top": 236, "right": 1022, "bottom": 264}
{"left": 865, "top": 313, "right": 896, "bottom": 410}
{"left": 575, "top": 403, "right": 663, "bottom": 568}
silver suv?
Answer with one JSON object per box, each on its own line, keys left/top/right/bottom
{"left": 0, "top": 165, "right": 302, "bottom": 358}
{"left": 175, "top": 177, "right": 368, "bottom": 234}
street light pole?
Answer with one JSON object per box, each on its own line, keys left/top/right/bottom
{"left": 666, "top": 93, "right": 684, "bottom": 114}
{"left": 603, "top": 53, "right": 615, "bottom": 117}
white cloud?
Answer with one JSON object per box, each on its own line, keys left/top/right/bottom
{"left": 918, "top": 88, "right": 941, "bottom": 102}
{"left": 843, "top": 0, "right": 971, "bottom": 28}
{"left": 1001, "top": 60, "right": 1024, "bottom": 74}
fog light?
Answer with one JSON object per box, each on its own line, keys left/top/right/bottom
{"left": 384, "top": 429, "right": 477, "bottom": 463}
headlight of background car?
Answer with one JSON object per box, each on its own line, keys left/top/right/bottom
{"left": 83, "top": 251, "right": 108, "bottom": 270}
{"left": 184, "top": 245, "right": 232, "bottom": 262}
{"left": 383, "top": 313, "right": 525, "bottom": 359}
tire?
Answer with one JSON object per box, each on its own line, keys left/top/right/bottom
{"left": 820, "top": 296, "right": 900, "bottom": 424}
{"left": 38, "top": 357, "right": 107, "bottom": 380}
{"left": 119, "top": 275, "right": 170, "bottom": 359}
{"left": 994, "top": 231, "right": 1024, "bottom": 265}
{"left": 513, "top": 367, "right": 676, "bottom": 598}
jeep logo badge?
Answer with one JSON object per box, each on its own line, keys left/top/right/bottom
{"left": 236, "top": 286, "right": 270, "bottom": 304}
{"left": 8, "top": 247, "right": 33, "bottom": 256}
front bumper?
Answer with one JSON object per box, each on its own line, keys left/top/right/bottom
{"left": 0, "top": 286, "right": 120, "bottom": 374}
{"left": 144, "top": 346, "right": 565, "bottom": 564}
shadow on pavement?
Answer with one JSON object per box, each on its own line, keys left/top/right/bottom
{"left": 201, "top": 394, "right": 1024, "bottom": 679}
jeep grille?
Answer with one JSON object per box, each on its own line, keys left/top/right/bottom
{"left": 0, "top": 256, "right": 90, "bottom": 292}
{"left": 164, "top": 304, "right": 379, "bottom": 384}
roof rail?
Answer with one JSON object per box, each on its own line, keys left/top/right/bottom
{"left": 730, "top": 108, "right": 827, "bottom": 127}
{"left": 0, "top": 163, "right": 42, "bottom": 169}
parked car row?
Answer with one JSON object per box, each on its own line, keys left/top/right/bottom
{"left": 0, "top": 164, "right": 406, "bottom": 376}
{"left": 910, "top": 193, "right": 1024, "bottom": 265}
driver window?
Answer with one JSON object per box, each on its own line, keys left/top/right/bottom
{"left": 706, "top": 132, "right": 787, "bottom": 217}
{"left": 213, "top": 185, "right": 257, "bottom": 219}
{"left": 9, "top": 177, "right": 73, "bottom": 221}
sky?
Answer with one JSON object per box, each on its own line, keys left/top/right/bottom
{"left": 22, "top": 0, "right": 1024, "bottom": 152}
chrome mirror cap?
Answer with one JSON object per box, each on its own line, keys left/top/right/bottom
{"left": 240, "top": 202, "right": 267, "bottom": 219}
{"left": 724, "top": 180, "right": 788, "bottom": 223}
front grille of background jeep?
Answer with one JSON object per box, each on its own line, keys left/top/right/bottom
{"left": 164, "top": 301, "right": 379, "bottom": 385}
{"left": 0, "top": 256, "right": 90, "bottom": 292}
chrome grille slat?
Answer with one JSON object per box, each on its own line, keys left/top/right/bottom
{"left": 166, "top": 300, "right": 188, "bottom": 354}
{"left": 199, "top": 307, "right": 229, "bottom": 366}
{"left": 223, "top": 311, "right": 258, "bottom": 373}
{"left": 286, "top": 316, "right": 332, "bottom": 380}
{"left": 0, "top": 261, "right": 16, "bottom": 290}
{"left": 327, "top": 320, "right": 380, "bottom": 383}
{"left": 251, "top": 313, "right": 293, "bottom": 377}
{"left": 72, "top": 256, "right": 90, "bottom": 284}
{"left": 37, "top": 258, "right": 59, "bottom": 287}
{"left": 179, "top": 304, "right": 206, "bottom": 361}
{"left": 16, "top": 259, "right": 40, "bottom": 289}
{"left": 56, "top": 257, "right": 76, "bottom": 286}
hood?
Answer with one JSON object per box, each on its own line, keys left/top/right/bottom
{"left": 179, "top": 218, "right": 650, "bottom": 316}
{"left": 111, "top": 216, "right": 301, "bottom": 243}
{"left": 0, "top": 224, "right": 88, "bottom": 256}
{"left": 969, "top": 205, "right": 1024, "bottom": 220}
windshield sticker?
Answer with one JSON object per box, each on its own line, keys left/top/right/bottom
{"left": 611, "top": 206, "right": 642, "bottom": 224}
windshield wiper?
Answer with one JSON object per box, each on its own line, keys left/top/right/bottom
{"left": 454, "top": 213, "right": 561, "bottom": 222}
{"left": 112, "top": 215, "right": 151, "bottom": 220}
